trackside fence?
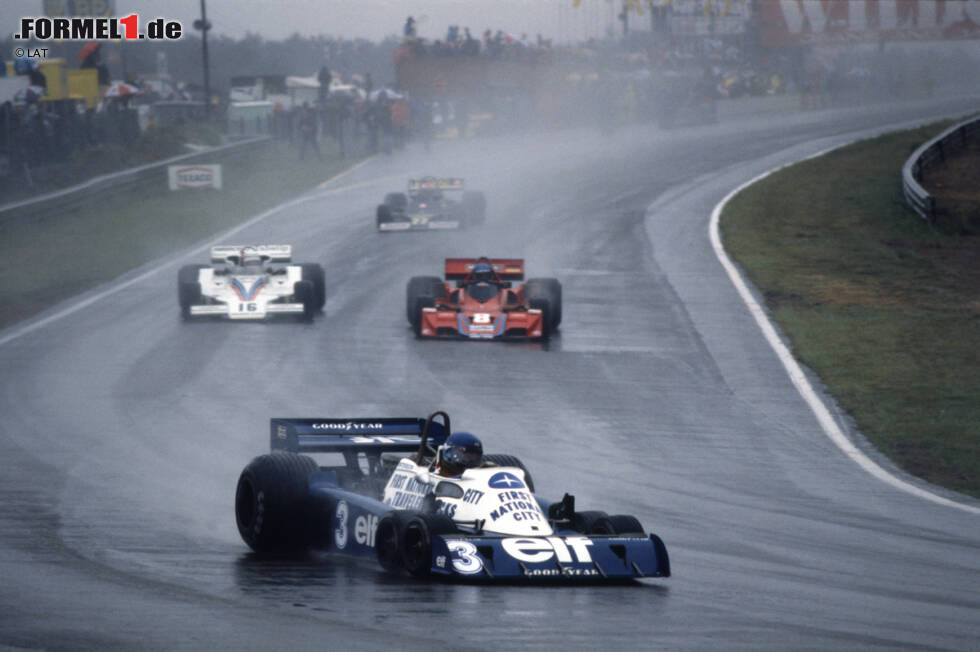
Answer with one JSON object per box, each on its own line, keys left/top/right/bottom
{"left": 0, "top": 136, "right": 270, "bottom": 225}
{"left": 902, "top": 115, "right": 980, "bottom": 224}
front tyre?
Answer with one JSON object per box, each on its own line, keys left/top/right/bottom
{"left": 375, "top": 511, "right": 407, "bottom": 572}
{"left": 294, "top": 280, "right": 316, "bottom": 322}
{"left": 572, "top": 510, "right": 616, "bottom": 535}
{"left": 530, "top": 278, "right": 562, "bottom": 328}
{"left": 412, "top": 296, "right": 435, "bottom": 337}
{"left": 177, "top": 264, "right": 207, "bottom": 319}
{"left": 528, "top": 297, "right": 551, "bottom": 340}
{"left": 299, "top": 263, "right": 326, "bottom": 311}
{"left": 406, "top": 276, "right": 445, "bottom": 324}
{"left": 525, "top": 278, "right": 562, "bottom": 331}
{"left": 607, "top": 514, "right": 645, "bottom": 535}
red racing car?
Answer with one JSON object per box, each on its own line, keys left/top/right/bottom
{"left": 406, "top": 257, "right": 562, "bottom": 340}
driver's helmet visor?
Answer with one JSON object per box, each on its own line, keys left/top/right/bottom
{"left": 456, "top": 444, "right": 483, "bottom": 468}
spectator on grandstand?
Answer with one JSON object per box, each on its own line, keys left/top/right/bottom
{"left": 463, "top": 28, "right": 479, "bottom": 55}
{"left": 404, "top": 16, "right": 416, "bottom": 39}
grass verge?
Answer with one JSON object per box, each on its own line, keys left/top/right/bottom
{"left": 0, "top": 137, "right": 368, "bottom": 329}
{"left": 720, "top": 121, "right": 980, "bottom": 498}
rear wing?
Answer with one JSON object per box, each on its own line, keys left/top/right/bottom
{"left": 409, "top": 177, "right": 464, "bottom": 191}
{"left": 211, "top": 245, "right": 292, "bottom": 264}
{"left": 444, "top": 258, "right": 525, "bottom": 282}
{"left": 271, "top": 417, "right": 447, "bottom": 454}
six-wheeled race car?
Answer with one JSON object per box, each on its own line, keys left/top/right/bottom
{"left": 235, "top": 411, "right": 670, "bottom": 582}
{"left": 376, "top": 177, "right": 486, "bottom": 231}
{"left": 178, "top": 245, "right": 325, "bottom": 321}
{"left": 406, "top": 257, "right": 562, "bottom": 340}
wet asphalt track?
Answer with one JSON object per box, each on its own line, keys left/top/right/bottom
{"left": 2, "top": 96, "right": 979, "bottom": 651}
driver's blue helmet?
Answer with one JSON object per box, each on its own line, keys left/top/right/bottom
{"left": 471, "top": 262, "right": 493, "bottom": 284}
{"left": 440, "top": 431, "right": 483, "bottom": 469}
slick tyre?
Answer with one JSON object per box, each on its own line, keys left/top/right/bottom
{"left": 300, "top": 263, "right": 326, "bottom": 311}
{"left": 177, "top": 264, "right": 206, "bottom": 319}
{"left": 294, "top": 280, "right": 315, "bottom": 322}
{"left": 572, "top": 510, "right": 616, "bottom": 535}
{"left": 235, "top": 452, "right": 318, "bottom": 554}
{"left": 482, "top": 454, "right": 535, "bottom": 493}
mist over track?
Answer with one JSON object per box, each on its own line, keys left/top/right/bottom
{"left": 2, "top": 95, "right": 979, "bottom": 650}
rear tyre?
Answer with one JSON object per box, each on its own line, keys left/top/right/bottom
{"left": 294, "top": 280, "right": 316, "bottom": 322}
{"left": 607, "top": 514, "right": 645, "bottom": 536}
{"left": 177, "top": 264, "right": 206, "bottom": 319}
{"left": 235, "top": 452, "right": 318, "bottom": 554}
{"left": 572, "top": 510, "right": 616, "bottom": 535}
{"left": 300, "top": 263, "right": 326, "bottom": 311}
{"left": 482, "top": 454, "right": 535, "bottom": 492}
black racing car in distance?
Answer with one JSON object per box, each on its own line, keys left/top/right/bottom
{"left": 376, "top": 177, "right": 486, "bottom": 231}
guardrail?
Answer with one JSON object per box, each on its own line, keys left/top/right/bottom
{"left": 0, "top": 135, "right": 270, "bottom": 225}
{"left": 902, "top": 115, "right": 980, "bottom": 223}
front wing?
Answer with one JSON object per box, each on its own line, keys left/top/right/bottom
{"left": 378, "top": 218, "right": 461, "bottom": 231}
{"left": 430, "top": 533, "right": 670, "bottom": 581}
{"left": 419, "top": 308, "right": 545, "bottom": 339}
{"left": 189, "top": 301, "right": 305, "bottom": 319}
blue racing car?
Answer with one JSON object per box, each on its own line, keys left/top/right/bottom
{"left": 234, "top": 411, "right": 671, "bottom": 581}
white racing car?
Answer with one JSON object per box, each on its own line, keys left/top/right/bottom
{"left": 178, "top": 245, "right": 325, "bottom": 320}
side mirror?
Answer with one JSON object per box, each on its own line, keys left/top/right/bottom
{"left": 548, "top": 493, "right": 575, "bottom": 520}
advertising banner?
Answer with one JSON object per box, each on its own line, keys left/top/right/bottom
{"left": 168, "top": 165, "right": 222, "bottom": 190}
{"left": 760, "top": 0, "right": 980, "bottom": 47}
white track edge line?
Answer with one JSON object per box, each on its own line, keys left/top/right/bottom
{"left": 709, "top": 147, "right": 980, "bottom": 515}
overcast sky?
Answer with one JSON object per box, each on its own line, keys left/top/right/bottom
{"left": 2, "top": 0, "right": 619, "bottom": 44}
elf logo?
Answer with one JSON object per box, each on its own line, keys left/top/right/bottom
{"left": 501, "top": 536, "right": 594, "bottom": 564}
{"left": 355, "top": 514, "right": 378, "bottom": 547}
